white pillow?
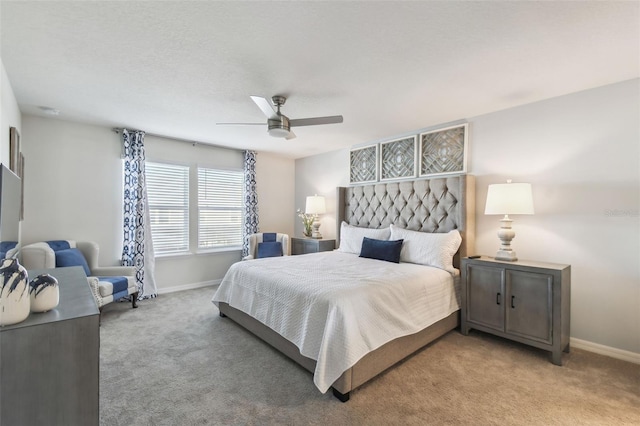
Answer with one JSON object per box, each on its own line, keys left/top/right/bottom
{"left": 389, "top": 224, "right": 461, "bottom": 274}
{"left": 337, "top": 222, "right": 391, "bottom": 254}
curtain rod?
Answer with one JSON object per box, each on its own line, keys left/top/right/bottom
{"left": 112, "top": 127, "right": 239, "bottom": 151}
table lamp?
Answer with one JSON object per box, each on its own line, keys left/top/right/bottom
{"left": 305, "top": 195, "right": 326, "bottom": 239}
{"left": 484, "top": 180, "right": 534, "bottom": 261}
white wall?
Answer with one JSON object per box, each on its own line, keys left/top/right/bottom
{"left": 0, "top": 60, "right": 21, "bottom": 167}
{"left": 21, "top": 115, "right": 295, "bottom": 292}
{"left": 256, "top": 151, "right": 296, "bottom": 239}
{"left": 21, "top": 116, "right": 127, "bottom": 259}
{"left": 294, "top": 149, "right": 348, "bottom": 240}
{"left": 294, "top": 79, "right": 640, "bottom": 356}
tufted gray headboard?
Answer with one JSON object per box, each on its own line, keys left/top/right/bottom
{"left": 336, "top": 175, "right": 475, "bottom": 268}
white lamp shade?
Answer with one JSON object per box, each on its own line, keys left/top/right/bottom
{"left": 305, "top": 195, "right": 326, "bottom": 215}
{"left": 485, "top": 182, "right": 534, "bottom": 215}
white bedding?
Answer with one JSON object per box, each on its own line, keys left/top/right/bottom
{"left": 211, "top": 251, "right": 460, "bottom": 393}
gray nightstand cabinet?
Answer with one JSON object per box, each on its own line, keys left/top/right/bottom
{"left": 461, "top": 256, "right": 571, "bottom": 366}
{"left": 291, "top": 238, "right": 335, "bottom": 255}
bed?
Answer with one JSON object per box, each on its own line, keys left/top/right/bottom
{"left": 212, "top": 175, "right": 475, "bottom": 401}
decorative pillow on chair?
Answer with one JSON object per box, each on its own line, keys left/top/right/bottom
{"left": 359, "top": 237, "right": 404, "bottom": 263}
{"left": 257, "top": 242, "right": 283, "bottom": 259}
{"left": 55, "top": 248, "right": 91, "bottom": 276}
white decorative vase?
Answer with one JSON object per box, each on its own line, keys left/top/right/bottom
{"left": 30, "top": 274, "right": 60, "bottom": 313}
{"left": 0, "top": 257, "right": 30, "bottom": 326}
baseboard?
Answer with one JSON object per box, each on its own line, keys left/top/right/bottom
{"left": 157, "top": 279, "right": 221, "bottom": 295}
{"left": 570, "top": 337, "right": 640, "bottom": 365}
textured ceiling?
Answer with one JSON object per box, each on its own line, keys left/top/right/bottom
{"left": 1, "top": 1, "right": 638, "bottom": 159}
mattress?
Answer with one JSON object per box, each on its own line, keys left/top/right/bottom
{"left": 212, "top": 251, "right": 460, "bottom": 393}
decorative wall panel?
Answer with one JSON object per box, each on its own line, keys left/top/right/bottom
{"left": 380, "top": 136, "right": 417, "bottom": 181}
{"left": 419, "top": 124, "right": 468, "bottom": 177}
{"left": 349, "top": 144, "right": 378, "bottom": 184}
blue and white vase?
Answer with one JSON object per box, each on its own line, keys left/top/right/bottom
{"left": 0, "top": 257, "right": 30, "bottom": 326}
{"left": 30, "top": 274, "right": 59, "bottom": 313}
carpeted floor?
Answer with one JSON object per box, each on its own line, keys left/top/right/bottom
{"left": 99, "top": 287, "right": 640, "bottom": 425}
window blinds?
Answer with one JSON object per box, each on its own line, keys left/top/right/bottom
{"left": 198, "top": 168, "right": 243, "bottom": 249}
{"left": 145, "top": 162, "right": 189, "bottom": 254}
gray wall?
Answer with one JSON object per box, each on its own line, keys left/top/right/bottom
{"left": 20, "top": 115, "right": 295, "bottom": 292}
{"left": 294, "top": 79, "right": 640, "bottom": 356}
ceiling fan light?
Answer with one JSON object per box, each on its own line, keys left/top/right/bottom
{"left": 268, "top": 116, "right": 290, "bottom": 138}
{"left": 268, "top": 127, "right": 290, "bottom": 138}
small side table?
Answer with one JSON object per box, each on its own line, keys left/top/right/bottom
{"left": 291, "top": 237, "right": 335, "bottom": 255}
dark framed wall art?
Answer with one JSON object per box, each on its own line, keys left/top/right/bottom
{"left": 9, "top": 127, "right": 20, "bottom": 174}
{"left": 18, "top": 153, "right": 24, "bottom": 220}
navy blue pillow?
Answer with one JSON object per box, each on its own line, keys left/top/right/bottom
{"left": 257, "top": 241, "right": 283, "bottom": 259}
{"left": 56, "top": 248, "right": 91, "bottom": 276}
{"left": 359, "top": 237, "right": 404, "bottom": 263}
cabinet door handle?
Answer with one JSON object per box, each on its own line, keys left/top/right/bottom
{"left": 496, "top": 292, "right": 501, "bottom": 305}
{"left": 511, "top": 295, "right": 516, "bottom": 309}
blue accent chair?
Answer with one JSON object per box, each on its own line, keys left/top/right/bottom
{"left": 243, "top": 233, "right": 290, "bottom": 260}
{"left": 21, "top": 240, "right": 138, "bottom": 312}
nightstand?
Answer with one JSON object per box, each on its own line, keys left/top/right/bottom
{"left": 291, "top": 237, "right": 335, "bottom": 255}
{"left": 461, "top": 256, "right": 571, "bottom": 365}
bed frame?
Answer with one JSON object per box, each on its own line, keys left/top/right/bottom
{"left": 219, "top": 175, "right": 475, "bottom": 401}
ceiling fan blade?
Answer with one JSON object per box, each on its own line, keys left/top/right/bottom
{"left": 290, "top": 115, "right": 344, "bottom": 127}
{"left": 216, "top": 122, "right": 264, "bottom": 126}
{"left": 250, "top": 95, "right": 277, "bottom": 119}
{"left": 285, "top": 130, "right": 296, "bottom": 140}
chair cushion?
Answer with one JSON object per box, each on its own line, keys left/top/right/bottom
{"left": 262, "top": 233, "right": 277, "bottom": 242}
{"left": 257, "top": 241, "right": 283, "bottom": 258}
{"left": 97, "top": 276, "right": 130, "bottom": 297}
{"left": 359, "top": 237, "right": 404, "bottom": 263}
{"left": 55, "top": 248, "right": 91, "bottom": 276}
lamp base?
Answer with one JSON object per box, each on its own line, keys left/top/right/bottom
{"left": 494, "top": 215, "right": 518, "bottom": 262}
{"left": 495, "top": 249, "right": 518, "bottom": 262}
{"left": 311, "top": 221, "right": 322, "bottom": 239}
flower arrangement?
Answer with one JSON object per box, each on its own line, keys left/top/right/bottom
{"left": 296, "top": 209, "right": 315, "bottom": 237}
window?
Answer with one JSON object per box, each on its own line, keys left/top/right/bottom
{"left": 145, "top": 162, "right": 189, "bottom": 255}
{"left": 198, "top": 167, "right": 243, "bottom": 249}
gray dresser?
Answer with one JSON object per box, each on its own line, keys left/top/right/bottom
{"left": 0, "top": 266, "right": 99, "bottom": 425}
{"left": 461, "top": 256, "right": 571, "bottom": 365}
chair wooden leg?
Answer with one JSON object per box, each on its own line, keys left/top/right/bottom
{"left": 131, "top": 292, "right": 139, "bottom": 308}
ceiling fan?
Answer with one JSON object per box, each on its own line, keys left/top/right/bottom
{"left": 217, "top": 95, "right": 343, "bottom": 140}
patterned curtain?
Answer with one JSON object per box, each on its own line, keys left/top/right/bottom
{"left": 121, "top": 129, "right": 157, "bottom": 300}
{"left": 242, "top": 150, "right": 259, "bottom": 257}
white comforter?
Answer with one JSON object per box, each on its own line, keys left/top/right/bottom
{"left": 211, "top": 251, "right": 460, "bottom": 393}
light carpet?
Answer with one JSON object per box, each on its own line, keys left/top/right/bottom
{"left": 100, "top": 287, "right": 640, "bottom": 425}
